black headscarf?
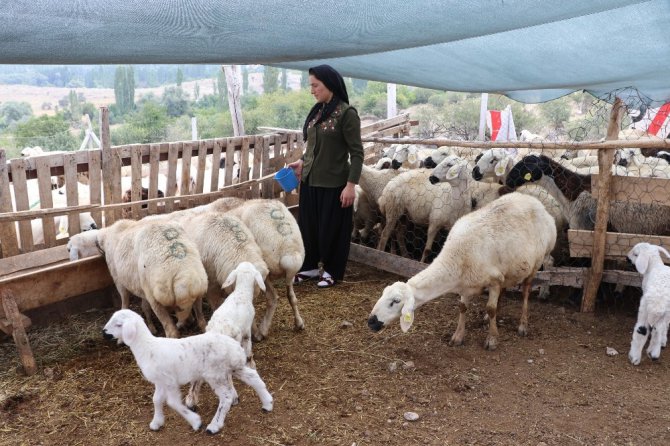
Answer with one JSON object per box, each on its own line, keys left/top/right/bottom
{"left": 302, "top": 65, "right": 350, "bottom": 141}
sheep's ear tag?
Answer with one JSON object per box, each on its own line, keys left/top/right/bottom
{"left": 524, "top": 173, "right": 532, "bottom": 181}
{"left": 408, "top": 153, "right": 417, "bottom": 164}
{"left": 59, "top": 223, "right": 67, "bottom": 234}
{"left": 445, "top": 165, "right": 460, "bottom": 180}
{"left": 495, "top": 165, "right": 505, "bottom": 175}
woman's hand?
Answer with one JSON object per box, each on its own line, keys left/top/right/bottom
{"left": 340, "top": 182, "right": 356, "bottom": 208}
{"left": 287, "top": 159, "right": 304, "bottom": 182}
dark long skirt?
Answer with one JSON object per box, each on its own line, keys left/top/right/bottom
{"left": 298, "top": 182, "right": 353, "bottom": 281}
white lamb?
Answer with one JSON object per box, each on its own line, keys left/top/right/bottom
{"left": 626, "top": 243, "right": 670, "bottom": 365}
{"left": 68, "top": 219, "right": 208, "bottom": 337}
{"left": 185, "top": 261, "right": 266, "bottom": 410}
{"left": 103, "top": 309, "right": 272, "bottom": 434}
{"left": 368, "top": 192, "right": 556, "bottom": 350}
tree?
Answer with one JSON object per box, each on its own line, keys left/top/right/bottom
{"left": 114, "top": 65, "right": 135, "bottom": 115}
{"left": 540, "top": 97, "right": 571, "bottom": 130}
{"left": 263, "top": 66, "right": 279, "bottom": 94}
{"left": 0, "top": 101, "right": 33, "bottom": 129}
{"left": 281, "top": 69, "right": 288, "bottom": 91}
{"left": 68, "top": 89, "right": 81, "bottom": 121}
{"left": 242, "top": 66, "right": 249, "bottom": 94}
{"left": 216, "top": 70, "right": 227, "bottom": 106}
{"left": 14, "top": 114, "right": 79, "bottom": 151}
{"left": 176, "top": 67, "right": 184, "bottom": 86}
{"left": 161, "top": 86, "right": 190, "bottom": 117}
{"left": 193, "top": 82, "right": 200, "bottom": 101}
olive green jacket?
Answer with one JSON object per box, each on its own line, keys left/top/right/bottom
{"left": 302, "top": 102, "right": 364, "bottom": 187}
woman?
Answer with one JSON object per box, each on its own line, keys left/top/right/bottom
{"left": 287, "top": 65, "right": 364, "bottom": 288}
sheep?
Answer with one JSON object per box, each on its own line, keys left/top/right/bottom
{"left": 390, "top": 144, "right": 433, "bottom": 169}
{"left": 626, "top": 243, "right": 670, "bottom": 365}
{"left": 185, "top": 262, "right": 266, "bottom": 410}
{"left": 144, "top": 208, "right": 270, "bottom": 332}
{"left": 352, "top": 157, "right": 396, "bottom": 242}
{"left": 68, "top": 219, "right": 208, "bottom": 337}
{"left": 205, "top": 198, "right": 306, "bottom": 340}
{"left": 423, "top": 146, "right": 482, "bottom": 169}
{"left": 103, "top": 309, "right": 273, "bottom": 434}
{"left": 502, "top": 154, "right": 670, "bottom": 236}
{"left": 368, "top": 192, "right": 556, "bottom": 350}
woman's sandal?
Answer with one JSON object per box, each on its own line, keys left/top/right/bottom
{"left": 293, "top": 272, "right": 317, "bottom": 284}
{"left": 316, "top": 275, "right": 336, "bottom": 288}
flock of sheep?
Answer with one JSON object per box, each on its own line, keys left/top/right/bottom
{"left": 12, "top": 130, "right": 669, "bottom": 434}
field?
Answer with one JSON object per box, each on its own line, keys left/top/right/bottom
{"left": 1, "top": 261, "right": 669, "bottom": 446}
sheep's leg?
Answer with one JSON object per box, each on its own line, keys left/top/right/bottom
{"left": 185, "top": 380, "right": 203, "bottom": 411}
{"left": 377, "top": 214, "right": 398, "bottom": 253}
{"left": 165, "top": 386, "right": 202, "bottom": 431}
{"left": 206, "top": 284, "right": 225, "bottom": 311}
{"left": 484, "top": 285, "right": 502, "bottom": 350}
{"left": 538, "top": 255, "right": 553, "bottom": 300}
{"left": 243, "top": 333, "right": 256, "bottom": 369}
{"left": 190, "top": 297, "right": 208, "bottom": 333}
{"left": 647, "top": 322, "right": 663, "bottom": 361}
{"left": 253, "top": 280, "right": 279, "bottom": 341}
{"left": 233, "top": 366, "right": 274, "bottom": 412}
{"left": 395, "top": 219, "right": 409, "bottom": 258}
{"left": 518, "top": 278, "right": 533, "bottom": 336}
{"left": 140, "top": 299, "right": 158, "bottom": 335}
{"left": 149, "top": 386, "right": 167, "bottom": 431}
{"left": 146, "top": 298, "right": 179, "bottom": 338}
{"left": 285, "top": 278, "right": 305, "bottom": 332}
{"left": 117, "top": 285, "right": 131, "bottom": 309}
{"left": 420, "top": 224, "right": 440, "bottom": 263}
{"left": 450, "top": 295, "right": 471, "bottom": 346}
{"left": 628, "top": 308, "right": 649, "bottom": 365}
{"left": 205, "top": 378, "right": 235, "bottom": 435}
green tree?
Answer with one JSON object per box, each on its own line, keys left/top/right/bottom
{"left": 112, "top": 100, "right": 169, "bottom": 145}
{"left": 217, "top": 70, "right": 227, "bottom": 107}
{"left": 68, "top": 90, "right": 81, "bottom": 121}
{"left": 281, "top": 69, "right": 288, "bottom": 91}
{"left": 441, "top": 96, "right": 482, "bottom": 140}
{"left": 176, "top": 67, "right": 184, "bottom": 86}
{"left": 114, "top": 65, "right": 135, "bottom": 115}
{"left": 263, "top": 66, "right": 279, "bottom": 94}
{"left": 161, "top": 86, "right": 190, "bottom": 117}
{"left": 0, "top": 101, "right": 33, "bottom": 129}
{"left": 540, "top": 97, "right": 571, "bottom": 130}
{"left": 242, "top": 66, "right": 249, "bottom": 94}
{"left": 14, "top": 114, "right": 78, "bottom": 151}
{"left": 193, "top": 82, "right": 200, "bottom": 101}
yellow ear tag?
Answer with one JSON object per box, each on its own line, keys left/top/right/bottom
{"left": 524, "top": 173, "right": 532, "bottom": 181}
{"left": 59, "top": 224, "right": 67, "bottom": 234}
{"left": 403, "top": 313, "right": 412, "bottom": 323}
{"left": 495, "top": 165, "right": 505, "bottom": 175}
{"left": 408, "top": 153, "right": 417, "bottom": 164}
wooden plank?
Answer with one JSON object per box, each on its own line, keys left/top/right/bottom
{"left": 10, "top": 158, "right": 34, "bottom": 252}
{"left": 87, "top": 149, "right": 102, "bottom": 228}
{"left": 360, "top": 113, "right": 410, "bottom": 136}
{"left": 591, "top": 174, "right": 670, "bottom": 206}
{"left": 0, "top": 245, "right": 70, "bottom": 277}
{"left": 210, "top": 139, "right": 223, "bottom": 192}
{"left": 224, "top": 137, "right": 238, "bottom": 186}
{"left": 34, "top": 157, "right": 57, "bottom": 247}
{"left": 568, "top": 229, "right": 670, "bottom": 261}
{"left": 0, "top": 255, "right": 114, "bottom": 318}
{"left": 195, "top": 140, "right": 207, "bottom": 194}
{"left": 130, "top": 145, "right": 143, "bottom": 219}
{"left": 62, "top": 152, "right": 80, "bottom": 238}
{"left": 100, "top": 106, "right": 117, "bottom": 225}
{"left": 241, "top": 137, "right": 252, "bottom": 182}
{"left": 252, "top": 136, "right": 262, "bottom": 198}
{"left": 181, "top": 142, "right": 194, "bottom": 207}
{"left": 1, "top": 290, "right": 37, "bottom": 375}
{"left": 261, "top": 135, "right": 272, "bottom": 198}
{"left": 148, "top": 144, "right": 161, "bottom": 215}
{"left": 349, "top": 243, "right": 427, "bottom": 279}
{"left": 165, "top": 142, "right": 179, "bottom": 212}
{"left": 0, "top": 150, "right": 19, "bottom": 257}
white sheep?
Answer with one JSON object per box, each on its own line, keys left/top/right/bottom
{"left": 626, "top": 243, "right": 670, "bottom": 365}
{"left": 185, "top": 262, "right": 266, "bottom": 410}
{"left": 68, "top": 219, "right": 208, "bottom": 337}
{"left": 205, "top": 198, "right": 305, "bottom": 340}
{"left": 368, "top": 192, "right": 556, "bottom": 350}
{"left": 352, "top": 157, "right": 397, "bottom": 242}
{"left": 103, "top": 309, "right": 273, "bottom": 434}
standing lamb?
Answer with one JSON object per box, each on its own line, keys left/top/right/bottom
{"left": 626, "top": 243, "right": 670, "bottom": 365}
{"left": 368, "top": 192, "right": 556, "bottom": 350}
{"left": 68, "top": 219, "right": 208, "bottom": 337}
{"left": 103, "top": 309, "right": 272, "bottom": 434}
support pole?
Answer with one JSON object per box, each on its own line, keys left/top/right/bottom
{"left": 478, "top": 93, "right": 489, "bottom": 141}
{"left": 223, "top": 65, "right": 245, "bottom": 137}
{"left": 581, "top": 97, "right": 624, "bottom": 312}
{"left": 1, "top": 289, "right": 37, "bottom": 375}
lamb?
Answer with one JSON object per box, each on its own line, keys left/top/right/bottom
{"left": 68, "top": 219, "right": 208, "bottom": 337}
{"left": 103, "top": 309, "right": 273, "bottom": 434}
{"left": 502, "top": 154, "right": 670, "bottom": 236}
{"left": 352, "top": 157, "right": 396, "bottom": 241}
{"left": 185, "top": 262, "right": 266, "bottom": 410}
{"left": 626, "top": 243, "right": 670, "bottom": 365}
{"left": 368, "top": 192, "right": 556, "bottom": 350}
{"left": 205, "top": 198, "right": 306, "bottom": 340}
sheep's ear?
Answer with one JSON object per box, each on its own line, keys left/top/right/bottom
{"left": 223, "top": 270, "right": 238, "bottom": 289}
{"left": 445, "top": 162, "right": 465, "bottom": 180}
{"left": 122, "top": 318, "right": 137, "bottom": 344}
{"left": 399, "top": 294, "right": 416, "bottom": 333}
{"left": 657, "top": 246, "right": 670, "bottom": 262}
{"left": 255, "top": 272, "right": 266, "bottom": 292}
{"left": 494, "top": 156, "right": 511, "bottom": 177}
{"left": 58, "top": 216, "right": 68, "bottom": 235}
{"left": 635, "top": 250, "right": 650, "bottom": 274}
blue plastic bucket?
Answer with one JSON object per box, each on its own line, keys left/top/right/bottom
{"left": 274, "top": 167, "right": 299, "bottom": 192}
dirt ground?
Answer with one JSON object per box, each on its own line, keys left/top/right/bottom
{"left": 1, "top": 261, "right": 669, "bottom": 446}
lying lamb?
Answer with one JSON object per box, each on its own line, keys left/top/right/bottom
{"left": 626, "top": 242, "right": 670, "bottom": 365}
{"left": 103, "top": 309, "right": 273, "bottom": 434}
{"left": 368, "top": 192, "right": 556, "bottom": 350}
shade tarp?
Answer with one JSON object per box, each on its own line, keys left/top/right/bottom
{"left": 2, "top": 0, "right": 669, "bottom": 104}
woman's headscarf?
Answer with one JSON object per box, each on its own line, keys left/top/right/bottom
{"left": 302, "top": 65, "right": 350, "bottom": 141}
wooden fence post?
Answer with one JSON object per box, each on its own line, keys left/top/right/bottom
{"left": 580, "top": 98, "right": 624, "bottom": 312}
{"left": 99, "top": 106, "right": 116, "bottom": 225}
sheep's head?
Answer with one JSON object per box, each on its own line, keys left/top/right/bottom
{"left": 472, "top": 148, "right": 517, "bottom": 181}
{"left": 504, "top": 155, "right": 546, "bottom": 190}
{"left": 223, "top": 261, "right": 267, "bottom": 296}
{"left": 66, "top": 229, "right": 102, "bottom": 261}
{"left": 423, "top": 146, "right": 451, "bottom": 168}
{"left": 614, "top": 148, "right": 640, "bottom": 167}
{"left": 103, "top": 309, "right": 144, "bottom": 345}
{"left": 368, "top": 282, "right": 416, "bottom": 333}
{"left": 627, "top": 242, "right": 670, "bottom": 275}
{"left": 428, "top": 155, "right": 467, "bottom": 185}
